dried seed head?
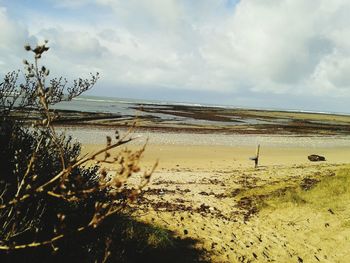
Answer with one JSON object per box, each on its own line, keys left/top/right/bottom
{"left": 115, "top": 179, "right": 122, "bottom": 188}
{"left": 24, "top": 44, "right": 31, "bottom": 51}
{"left": 101, "top": 169, "right": 107, "bottom": 178}
{"left": 57, "top": 213, "right": 66, "bottom": 221}
{"left": 33, "top": 45, "right": 42, "bottom": 54}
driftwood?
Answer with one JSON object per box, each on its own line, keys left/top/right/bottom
{"left": 308, "top": 154, "right": 326, "bottom": 162}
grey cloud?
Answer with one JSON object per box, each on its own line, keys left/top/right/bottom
{"left": 38, "top": 28, "right": 108, "bottom": 60}
{"left": 272, "top": 36, "right": 333, "bottom": 85}
{"left": 2, "top": 0, "right": 350, "bottom": 113}
{"left": 98, "top": 29, "right": 121, "bottom": 43}
{"left": 0, "top": 7, "right": 38, "bottom": 74}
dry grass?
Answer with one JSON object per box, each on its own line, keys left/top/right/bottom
{"left": 242, "top": 166, "right": 350, "bottom": 262}
{"left": 261, "top": 166, "right": 350, "bottom": 209}
{"left": 0, "top": 41, "right": 156, "bottom": 255}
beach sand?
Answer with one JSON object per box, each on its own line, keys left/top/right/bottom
{"left": 82, "top": 142, "right": 350, "bottom": 170}
{"left": 80, "top": 133, "right": 350, "bottom": 262}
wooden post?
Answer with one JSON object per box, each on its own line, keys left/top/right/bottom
{"left": 255, "top": 144, "right": 260, "bottom": 168}
{"left": 249, "top": 144, "right": 261, "bottom": 168}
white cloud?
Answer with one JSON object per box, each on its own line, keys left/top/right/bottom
{"left": 1, "top": 0, "right": 350, "bottom": 110}
{"left": 196, "top": 0, "right": 350, "bottom": 97}
{"left": 92, "top": 0, "right": 350, "bottom": 97}
{"left": 0, "top": 7, "right": 37, "bottom": 74}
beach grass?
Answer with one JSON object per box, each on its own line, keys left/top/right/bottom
{"left": 260, "top": 166, "right": 350, "bottom": 209}
{"left": 242, "top": 166, "right": 350, "bottom": 262}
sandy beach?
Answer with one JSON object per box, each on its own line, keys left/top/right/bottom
{"left": 77, "top": 128, "right": 350, "bottom": 262}
{"left": 10, "top": 98, "right": 350, "bottom": 262}
{"left": 82, "top": 143, "right": 350, "bottom": 169}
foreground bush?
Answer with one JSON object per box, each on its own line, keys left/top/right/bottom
{"left": 0, "top": 42, "right": 157, "bottom": 262}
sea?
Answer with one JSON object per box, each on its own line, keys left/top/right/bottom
{"left": 52, "top": 95, "right": 350, "bottom": 126}
{"left": 53, "top": 95, "right": 349, "bottom": 116}
{"left": 53, "top": 95, "right": 350, "bottom": 148}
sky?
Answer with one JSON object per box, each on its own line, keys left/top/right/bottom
{"left": 1, "top": 0, "right": 350, "bottom": 113}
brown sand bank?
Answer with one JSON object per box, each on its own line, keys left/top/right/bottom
{"left": 81, "top": 134, "right": 350, "bottom": 262}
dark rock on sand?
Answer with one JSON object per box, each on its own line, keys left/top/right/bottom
{"left": 308, "top": 154, "right": 326, "bottom": 162}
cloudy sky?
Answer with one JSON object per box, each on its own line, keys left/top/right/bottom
{"left": 1, "top": 0, "right": 350, "bottom": 113}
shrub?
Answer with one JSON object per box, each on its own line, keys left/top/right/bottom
{"left": 0, "top": 41, "right": 156, "bottom": 262}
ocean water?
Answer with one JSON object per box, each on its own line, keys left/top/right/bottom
{"left": 53, "top": 95, "right": 139, "bottom": 115}
{"left": 53, "top": 95, "right": 271, "bottom": 126}
{"left": 52, "top": 95, "right": 350, "bottom": 127}
{"left": 52, "top": 95, "right": 350, "bottom": 147}
{"left": 53, "top": 95, "right": 350, "bottom": 116}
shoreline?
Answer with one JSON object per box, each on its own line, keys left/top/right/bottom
{"left": 81, "top": 143, "right": 350, "bottom": 170}
{"left": 65, "top": 123, "right": 350, "bottom": 168}
{"left": 61, "top": 125, "right": 350, "bottom": 147}
{"left": 55, "top": 122, "right": 350, "bottom": 136}
{"left": 13, "top": 101, "right": 350, "bottom": 136}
